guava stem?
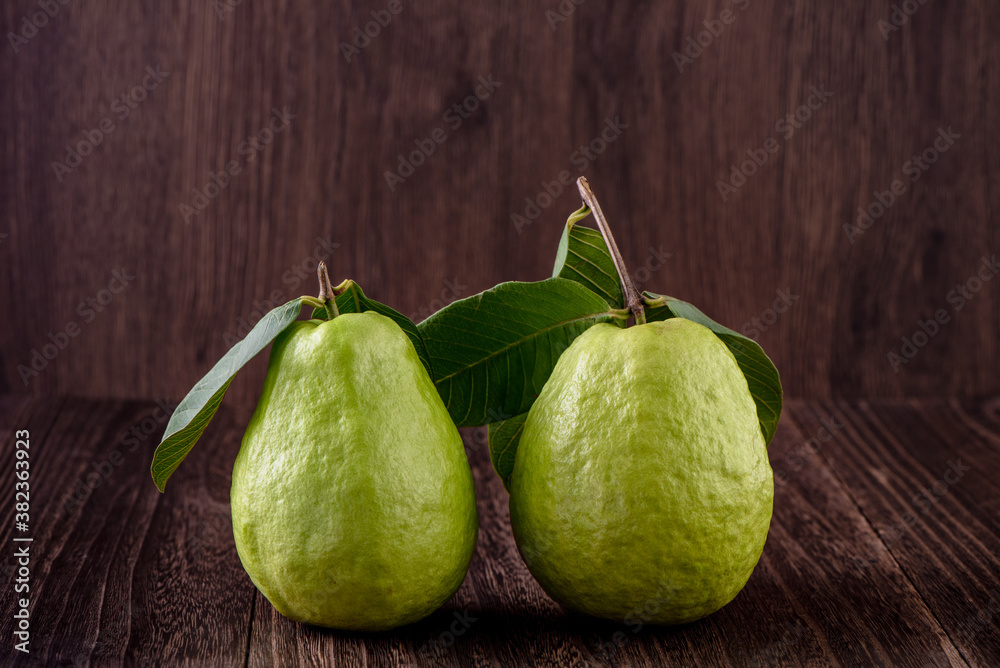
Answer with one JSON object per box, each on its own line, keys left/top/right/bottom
{"left": 576, "top": 177, "right": 646, "bottom": 325}
{"left": 317, "top": 262, "right": 339, "bottom": 319}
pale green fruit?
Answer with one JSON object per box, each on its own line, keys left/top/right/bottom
{"left": 231, "top": 312, "right": 478, "bottom": 631}
{"left": 509, "top": 318, "right": 773, "bottom": 625}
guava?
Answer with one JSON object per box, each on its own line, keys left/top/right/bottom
{"left": 231, "top": 312, "right": 478, "bottom": 631}
{"left": 509, "top": 317, "right": 773, "bottom": 625}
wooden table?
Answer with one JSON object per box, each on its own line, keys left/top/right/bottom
{"left": 2, "top": 395, "right": 999, "bottom": 666}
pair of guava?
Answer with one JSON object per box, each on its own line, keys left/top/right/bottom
{"left": 232, "top": 309, "right": 772, "bottom": 630}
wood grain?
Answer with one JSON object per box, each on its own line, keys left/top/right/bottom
{"left": 788, "top": 400, "right": 1000, "bottom": 667}
{"left": 0, "top": 398, "right": 257, "bottom": 666}
{"left": 3, "top": 396, "right": 999, "bottom": 665}
{"left": 1, "top": 1, "right": 998, "bottom": 407}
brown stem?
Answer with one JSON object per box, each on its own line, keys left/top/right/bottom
{"left": 317, "top": 262, "right": 339, "bottom": 318}
{"left": 576, "top": 177, "right": 646, "bottom": 324}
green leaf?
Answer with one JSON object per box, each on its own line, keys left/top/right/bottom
{"left": 643, "top": 292, "right": 783, "bottom": 446}
{"left": 418, "top": 278, "right": 628, "bottom": 427}
{"left": 552, "top": 205, "right": 625, "bottom": 310}
{"left": 151, "top": 298, "right": 305, "bottom": 492}
{"left": 312, "top": 280, "right": 433, "bottom": 380}
{"left": 489, "top": 413, "right": 528, "bottom": 492}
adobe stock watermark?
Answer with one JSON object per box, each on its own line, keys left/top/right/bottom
{"left": 187, "top": 510, "right": 232, "bottom": 559}
{"left": 887, "top": 254, "right": 997, "bottom": 373}
{"left": 772, "top": 413, "right": 845, "bottom": 485}
{"left": 746, "top": 619, "right": 807, "bottom": 668}
{"left": 178, "top": 107, "right": 295, "bottom": 223}
{"left": 409, "top": 278, "right": 468, "bottom": 324}
{"left": 466, "top": 409, "right": 516, "bottom": 454}
{"left": 956, "top": 588, "right": 1000, "bottom": 646}
{"left": 59, "top": 600, "right": 145, "bottom": 668}
{"left": 60, "top": 399, "right": 177, "bottom": 513}
{"left": 920, "top": 651, "right": 951, "bottom": 668}
{"left": 416, "top": 610, "right": 478, "bottom": 664}
{"left": 628, "top": 246, "right": 673, "bottom": 289}
{"left": 716, "top": 86, "right": 833, "bottom": 201}
{"left": 213, "top": 0, "right": 246, "bottom": 21}
{"left": 51, "top": 65, "right": 171, "bottom": 182}
{"left": 545, "top": 0, "right": 585, "bottom": 31}
{"left": 511, "top": 116, "right": 628, "bottom": 234}
{"left": 340, "top": 0, "right": 408, "bottom": 62}
{"left": 384, "top": 75, "right": 502, "bottom": 192}
{"left": 672, "top": 0, "right": 751, "bottom": 73}
{"left": 844, "top": 126, "right": 959, "bottom": 243}
{"left": 17, "top": 269, "right": 135, "bottom": 385}
{"left": 7, "top": 0, "right": 73, "bottom": 54}
{"left": 222, "top": 236, "right": 339, "bottom": 347}
{"left": 854, "top": 458, "right": 970, "bottom": 572}
{"left": 739, "top": 288, "right": 799, "bottom": 340}
{"left": 878, "top": 0, "right": 930, "bottom": 41}
{"left": 591, "top": 578, "right": 683, "bottom": 664}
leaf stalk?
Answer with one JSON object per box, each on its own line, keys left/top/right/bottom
{"left": 576, "top": 177, "right": 646, "bottom": 324}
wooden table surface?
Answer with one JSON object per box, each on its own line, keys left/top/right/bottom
{"left": 2, "top": 394, "right": 999, "bottom": 667}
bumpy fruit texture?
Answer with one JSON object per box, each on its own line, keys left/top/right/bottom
{"left": 231, "top": 313, "right": 478, "bottom": 631}
{"left": 510, "top": 318, "right": 773, "bottom": 625}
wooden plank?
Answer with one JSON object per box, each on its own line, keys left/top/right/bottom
{"left": 3, "top": 397, "right": 990, "bottom": 664}
{"left": 788, "top": 399, "right": 1000, "bottom": 667}
{"left": 123, "top": 400, "right": 256, "bottom": 666}
{"left": 0, "top": 397, "right": 256, "bottom": 665}
{"left": 0, "top": 396, "right": 69, "bottom": 662}
{"left": 246, "top": 411, "right": 961, "bottom": 666}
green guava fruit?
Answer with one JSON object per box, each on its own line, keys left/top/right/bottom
{"left": 231, "top": 312, "right": 478, "bottom": 631}
{"left": 509, "top": 317, "right": 773, "bottom": 625}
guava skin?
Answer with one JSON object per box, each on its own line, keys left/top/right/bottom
{"left": 231, "top": 312, "right": 478, "bottom": 631}
{"left": 509, "top": 318, "right": 773, "bottom": 625}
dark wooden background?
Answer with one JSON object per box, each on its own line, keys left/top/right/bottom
{"left": 3, "top": 4, "right": 1000, "bottom": 666}
{"left": 1, "top": 2, "right": 998, "bottom": 407}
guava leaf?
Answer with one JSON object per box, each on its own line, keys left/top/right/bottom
{"left": 418, "top": 278, "right": 628, "bottom": 427}
{"left": 489, "top": 413, "right": 528, "bottom": 492}
{"left": 151, "top": 297, "right": 304, "bottom": 492}
{"left": 312, "top": 281, "right": 433, "bottom": 380}
{"left": 552, "top": 205, "right": 625, "bottom": 311}
{"left": 643, "top": 292, "right": 783, "bottom": 446}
